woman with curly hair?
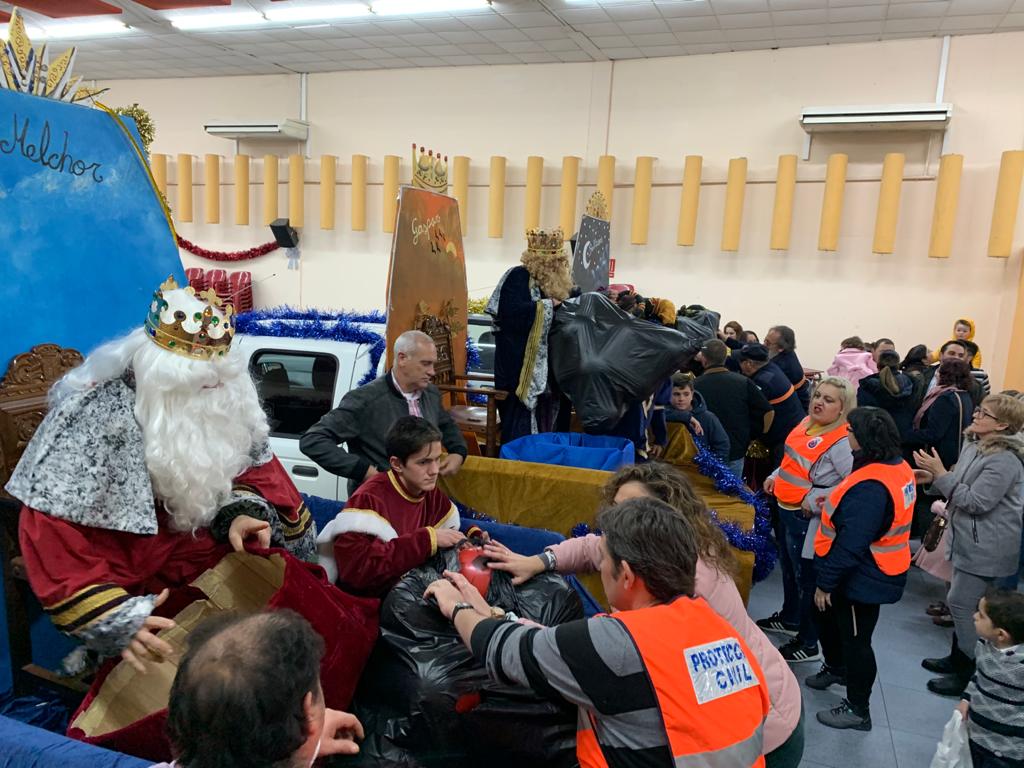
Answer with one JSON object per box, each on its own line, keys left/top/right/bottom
{"left": 483, "top": 461, "right": 805, "bottom": 767}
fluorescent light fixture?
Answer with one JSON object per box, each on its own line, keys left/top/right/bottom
{"left": 265, "top": 3, "right": 371, "bottom": 23}
{"left": 170, "top": 10, "right": 267, "bottom": 31}
{"left": 372, "top": 0, "right": 492, "bottom": 16}
{"left": 35, "top": 20, "right": 132, "bottom": 39}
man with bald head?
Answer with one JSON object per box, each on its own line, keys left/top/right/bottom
{"left": 301, "top": 330, "right": 468, "bottom": 494}
{"left": 158, "top": 610, "right": 362, "bottom": 768}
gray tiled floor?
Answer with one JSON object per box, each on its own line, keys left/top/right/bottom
{"left": 746, "top": 562, "right": 959, "bottom": 768}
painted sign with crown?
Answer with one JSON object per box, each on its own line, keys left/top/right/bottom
{"left": 384, "top": 145, "right": 466, "bottom": 374}
{"left": 0, "top": 10, "right": 183, "bottom": 372}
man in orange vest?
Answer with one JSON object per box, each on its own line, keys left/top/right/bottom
{"left": 809, "top": 407, "right": 915, "bottom": 731}
{"left": 425, "top": 497, "right": 772, "bottom": 768}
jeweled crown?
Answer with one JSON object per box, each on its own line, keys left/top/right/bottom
{"left": 411, "top": 143, "right": 448, "bottom": 194}
{"left": 145, "top": 276, "right": 234, "bottom": 360}
{"left": 525, "top": 227, "right": 565, "bottom": 255}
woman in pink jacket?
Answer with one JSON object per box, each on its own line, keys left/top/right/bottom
{"left": 483, "top": 461, "right": 804, "bottom": 768}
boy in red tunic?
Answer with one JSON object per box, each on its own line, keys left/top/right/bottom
{"left": 316, "top": 416, "right": 466, "bottom": 596}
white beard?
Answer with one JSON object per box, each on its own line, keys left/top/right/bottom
{"left": 132, "top": 344, "right": 270, "bottom": 533}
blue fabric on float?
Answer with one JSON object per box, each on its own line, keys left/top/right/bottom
{"left": 499, "top": 432, "right": 635, "bottom": 471}
{"left": 0, "top": 715, "right": 149, "bottom": 768}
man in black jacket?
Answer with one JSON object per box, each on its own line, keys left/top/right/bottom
{"left": 300, "top": 330, "right": 467, "bottom": 495}
{"left": 766, "top": 325, "right": 810, "bottom": 413}
{"left": 916, "top": 340, "right": 984, "bottom": 409}
{"left": 694, "top": 340, "right": 773, "bottom": 478}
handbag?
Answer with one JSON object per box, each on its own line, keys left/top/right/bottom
{"left": 922, "top": 395, "right": 965, "bottom": 553}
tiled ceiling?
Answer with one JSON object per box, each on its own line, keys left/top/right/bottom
{"left": 3, "top": 0, "right": 1024, "bottom": 80}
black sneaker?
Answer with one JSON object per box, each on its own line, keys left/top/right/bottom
{"left": 779, "top": 639, "right": 822, "bottom": 663}
{"left": 756, "top": 612, "right": 799, "bottom": 637}
{"left": 805, "top": 664, "right": 846, "bottom": 690}
{"left": 817, "top": 699, "right": 872, "bottom": 731}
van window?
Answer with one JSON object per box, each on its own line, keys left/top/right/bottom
{"left": 250, "top": 350, "right": 338, "bottom": 438}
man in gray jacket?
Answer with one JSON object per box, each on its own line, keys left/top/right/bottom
{"left": 300, "top": 331, "right": 468, "bottom": 495}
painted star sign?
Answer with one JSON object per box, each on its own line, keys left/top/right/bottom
{"left": 572, "top": 214, "right": 611, "bottom": 294}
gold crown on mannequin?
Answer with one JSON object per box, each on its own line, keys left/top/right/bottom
{"left": 145, "top": 276, "right": 235, "bottom": 360}
{"left": 412, "top": 143, "right": 448, "bottom": 194}
{"left": 525, "top": 227, "right": 565, "bottom": 255}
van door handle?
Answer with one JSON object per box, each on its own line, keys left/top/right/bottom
{"left": 292, "top": 465, "right": 319, "bottom": 478}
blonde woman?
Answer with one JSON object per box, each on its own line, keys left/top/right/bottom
{"left": 756, "top": 377, "right": 857, "bottom": 664}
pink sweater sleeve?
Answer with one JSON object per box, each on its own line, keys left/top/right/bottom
{"left": 547, "top": 534, "right": 604, "bottom": 574}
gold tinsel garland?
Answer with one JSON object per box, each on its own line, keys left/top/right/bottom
{"left": 467, "top": 297, "right": 488, "bottom": 315}
{"left": 114, "top": 103, "right": 156, "bottom": 155}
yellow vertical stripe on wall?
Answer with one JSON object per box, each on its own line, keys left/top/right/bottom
{"left": 176, "top": 154, "right": 193, "bottom": 223}
{"left": 721, "top": 157, "right": 747, "bottom": 252}
{"left": 597, "top": 155, "right": 615, "bottom": 216}
{"left": 204, "top": 154, "right": 220, "bottom": 224}
{"left": 320, "top": 155, "right": 336, "bottom": 231}
{"left": 988, "top": 150, "right": 1024, "bottom": 258}
{"left": 351, "top": 154, "right": 367, "bottom": 232}
{"left": 488, "top": 156, "right": 506, "bottom": 238}
{"left": 288, "top": 154, "right": 304, "bottom": 229}
{"left": 818, "top": 153, "right": 848, "bottom": 252}
{"left": 873, "top": 153, "right": 905, "bottom": 254}
{"left": 1005, "top": 258, "right": 1024, "bottom": 389}
{"left": 559, "top": 156, "right": 581, "bottom": 236}
{"left": 383, "top": 155, "right": 400, "bottom": 234}
{"left": 631, "top": 156, "right": 655, "bottom": 245}
{"left": 677, "top": 155, "right": 702, "bottom": 247}
{"left": 151, "top": 153, "right": 167, "bottom": 196}
{"left": 452, "top": 155, "right": 470, "bottom": 235}
{"left": 525, "top": 156, "right": 544, "bottom": 231}
{"left": 769, "top": 154, "right": 797, "bottom": 251}
{"left": 929, "top": 154, "right": 963, "bottom": 259}
{"left": 263, "top": 155, "right": 279, "bottom": 226}
{"left": 234, "top": 154, "right": 249, "bottom": 226}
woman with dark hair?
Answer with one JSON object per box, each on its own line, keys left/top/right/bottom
{"left": 900, "top": 344, "right": 931, "bottom": 377}
{"left": 809, "top": 407, "right": 915, "bottom": 731}
{"left": 857, "top": 350, "right": 916, "bottom": 436}
{"left": 482, "top": 461, "right": 805, "bottom": 767}
{"left": 744, "top": 330, "right": 760, "bottom": 344}
{"left": 904, "top": 358, "right": 973, "bottom": 470}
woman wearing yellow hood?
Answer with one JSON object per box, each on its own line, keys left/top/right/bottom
{"left": 933, "top": 318, "right": 982, "bottom": 368}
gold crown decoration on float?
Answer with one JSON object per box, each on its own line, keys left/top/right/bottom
{"left": 145, "top": 276, "right": 235, "bottom": 360}
{"left": 0, "top": 8, "right": 107, "bottom": 102}
{"left": 411, "top": 143, "right": 448, "bottom": 194}
{"left": 525, "top": 227, "right": 566, "bottom": 255}
{"left": 585, "top": 191, "right": 609, "bottom": 221}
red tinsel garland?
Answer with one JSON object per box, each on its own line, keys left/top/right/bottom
{"left": 176, "top": 235, "right": 280, "bottom": 262}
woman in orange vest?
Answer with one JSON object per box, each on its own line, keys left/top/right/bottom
{"left": 809, "top": 407, "right": 915, "bottom": 731}
{"left": 756, "top": 377, "right": 856, "bottom": 664}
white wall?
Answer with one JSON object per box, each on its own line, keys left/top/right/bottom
{"left": 100, "top": 30, "right": 1024, "bottom": 386}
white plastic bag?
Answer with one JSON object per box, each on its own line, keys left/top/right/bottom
{"left": 930, "top": 710, "right": 973, "bottom": 768}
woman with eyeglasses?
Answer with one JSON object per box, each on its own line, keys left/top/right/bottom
{"left": 482, "top": 461, "right": 805, "bottom": 767}
{"left": 914, "top": 394, "right": 1024, "bottom": 697}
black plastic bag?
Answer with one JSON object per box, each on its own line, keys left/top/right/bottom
{"left": 345, "top": 547, "right": 582, "bottom": 768}
{"left": 675, "top": 304, "right": 721, "bottom": 339}
{"left": 550, "top": 293, "right": 701, "bottom": 431}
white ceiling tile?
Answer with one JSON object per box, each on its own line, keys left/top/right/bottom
{"left": 400, "top": 32, "right": 446, "bottom": 45}
{"left": 556, "top": 49, "right": 594, "bottom": 61}
{"left": 1000, "top": 11, "right": 1024, "bottom": 25}
{"left": 573, "top": 22, "right": 623, "bottom": 35}
{"left": 828, "top": 33, "right": 883, "bottom": 42}
{"left": 773, "top": 23, "right": 830, "bottom": 36}
{"left": 384, "top": 45, "right": 427, "bottom": 56}
{"left": 767, "top": 0, "right": 825, "bottom": 8}
{"left": 415, "top": 18, "right": 472, "bottom": 32}
{"left": 481, "top": 28, "right": 531, "bottom": 41}
{"left": 1013, "top": 0, "right": 1024, "bottom": 10}
{"left": 884, "top": 16, "right": 942, "bottom": 30}
{"left": 525, "top": 26, "right": 572, "bottom": 39}
{"left": 600, "top": 46, "right": 645, "bottom": 58}
{"left": 499, "top": 12, "right": 562, "bottom": 27}
{"left": 667, "top": 15, "right": 722, "bottom": 30}
{"left": 361, "top": 34, "right": 405, "bottom": 46}
{"left": 478, "top": 53, "right": 521, "bottom": 63}
{"left": 540, "top": 37, "right": 582, "bottom": 50}
{"left": 717, "top": 12, "right": 773, "bottom": 27}
{"left": 712, "top": 0, "right": 771, "bottom": 12}
{"left": 459, "top": 14, "right": 514, "bottom": 29}
{"left": 947, "top": 0, "right": 1012, "bottom": 13}
{"left": 675, "top": 28, "right": 726, "bottom": 42}
{"left": 829, "top": 5, "right": 886, "bottom": 21}
{"left": 379, "top": 59, "right": 415, "bottom": 69}
{"left": 297, "top": 40, "right": 349, "bottom": 51}
{"left": 887, "top": 2, "right": 950, "bottom": 19}
{"left": 685, "top": 42, "right": 731, "bottom": 53}
{"left": 408, "top": 56, "right": 441, "bottom": 66}
{"left": 638, "top": 44, "right": 686, "bottom": 55}
{"left": 655, "top": 0, "right": 715, "bottom": 15}
{"left": 628, "top": 32, "right": 679, "bottom": 44}
{"left": 346, "top": 61, "right": 381, "bottom": 70}
{"left": 418, "top": 44, "right": 465, "bottom": 55}
{"left": 724, "top": 25, "right": 775, "bottom": 39}
{"left": 729, "top": 40, "right": 777, "bottom": 49}
{"left": 617, "top": 18, "right": 671, "bottom": 33}
{"left": 371, "top": 21, "right": 426, "bottom": 34}
{"left": 438, "top": 30, "right": 489, "bottom": 43}
{"left": 459, "top": 41, "right": 507, "bottom": 53}
{"left": 498, "top": 40, "right": 545, "bottom": 52}
{"left": 828, "top": 20, "right": 884, "bottom": 33}
{"left": 771, "top": 9, "right": 828, "bottom": 24}
{"left": 590, "top": 34, "right": 635, "bottom": 46}
{"left": 940, "top": 14, "right": 1004, "bottom": 29}
{"left": 602, "top": 4, "right": 665, "bottom": 21}
{"left": 441, "top": 55, "right": 484, "bottom": 65}
{"left": 829, "top": 0, "right": 886, "bottom": 6}
{"left": 354, "top": 48, "right": 398, "bottom": 60}
{"left": 556, "top": 8, "right": 612, "bottom": 24}
{"left": 515, "top": 51, "right": 561, "bottom": 62}
{"left": 776, "top": 36, "right": 829, "bottom": 45}
{"left": 329, "top": 22, "right": 380, "bottom": 36}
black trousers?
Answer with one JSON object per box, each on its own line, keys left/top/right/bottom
{"left": 813, "top": 593, "right": 881, "bottom": 713}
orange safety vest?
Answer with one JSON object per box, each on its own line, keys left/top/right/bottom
{"left": 814, "top": 461, "right": 916, "bottom": 576}
{"left": 576, "top": 597, "right": 770, "bottom": 768}
{"left": 774, "top": 418, "right": 849, "bottom": 508}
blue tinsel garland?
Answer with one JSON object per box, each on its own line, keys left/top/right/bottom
{"left": 237, "top": 306, "right": 483, "bottom": 388}
{"left": 572, "top": 433, "right": 777, "bottom": 583}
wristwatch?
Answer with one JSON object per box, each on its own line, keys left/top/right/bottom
{"left": 538, "top": 549, "right": 557, "bottom": 572}
{"left": 450, "top": 602, "right": 475, "bottom": 623}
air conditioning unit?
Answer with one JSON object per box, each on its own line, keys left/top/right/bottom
{"left": 203, "top": 119, "right": 309, "bottom": 141}
{"left": 800, "top": 103, "right": 953, "bottom": 133}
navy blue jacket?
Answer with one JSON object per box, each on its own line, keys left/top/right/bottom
{"left": 665, "top": 390, "right": 731, "bottom": 462}
{"left": 772, "top": 350, "right": 811, "bottom": 412}
{"left": 903, "top": 389, "right": 973, "bottom": 469}
{"left": 857, "top": 372, "right": 916, "bottom": 438}
{"left": 751, "top": 362, "right": 805, "bottom": 448}
{"left": 493, "top": 266, "right": 537, "bottom": 394}
{"left": 814, "top": 456, "right": 908, "bottom": 605}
